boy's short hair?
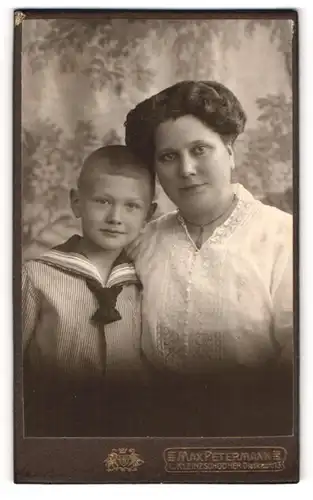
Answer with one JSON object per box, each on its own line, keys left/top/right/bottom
{"left": 78, "top": 145, "right": 156, "bottom": 197}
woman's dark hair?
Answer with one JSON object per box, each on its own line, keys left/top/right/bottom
{"left": 125, "top": 80, "right": 247, "bottom": 168}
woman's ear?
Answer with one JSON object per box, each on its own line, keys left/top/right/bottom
{"left": 227, "top": 144, "right": 235, "bottom": 170}
{"left": 70, "top": 189, "right": 81, "bottom": 219}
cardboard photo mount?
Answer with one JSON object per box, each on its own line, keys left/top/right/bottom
{"left": 14, "top": 8, "right": 299, "bottom": 484}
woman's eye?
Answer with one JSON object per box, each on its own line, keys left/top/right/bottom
{"left": 158, "top": 152, "right": 177, "bottom": 163}
{"left": 192, "top": 145, "right": 207, "bottom": 156}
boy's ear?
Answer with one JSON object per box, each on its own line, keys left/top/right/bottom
{"left": 70, "top": 189, "right": 81, "bottom": 219}
{"left": 146, "top": 202, "right": 158, "bottom": 222}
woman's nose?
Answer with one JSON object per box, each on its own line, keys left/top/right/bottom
{"left": 178, "top": 152, "right": 197, "bottom": 177}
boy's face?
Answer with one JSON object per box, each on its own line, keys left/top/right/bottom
{"left": 71, "top": 167, "right": 153, "bottom": 252}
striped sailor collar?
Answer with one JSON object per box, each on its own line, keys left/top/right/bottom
{"left": 35, "top": 235, "right": 141, "bottom": 289}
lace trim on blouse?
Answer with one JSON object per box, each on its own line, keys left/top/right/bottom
{"left": 178, "top": 202, "right": 261, "bottom": 250}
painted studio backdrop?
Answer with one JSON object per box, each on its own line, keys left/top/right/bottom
{"left": 21, "top": 18, "right": 294, "bottom": 260}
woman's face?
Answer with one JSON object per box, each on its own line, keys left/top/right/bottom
{"left": 154, "top": 115, "right": 234, "bottom": 217}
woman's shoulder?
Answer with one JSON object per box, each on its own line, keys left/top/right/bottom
{"left": 142, "top": 210, "right": 180, "bottom": 242}
{"left": 255, "top": 200, "right": 292, "bottom": 236}
{"left": 236, "top": 184, "right": 292, "bottom": 232}
{"left": 147, "top": 210, "right": 179, "bottom": 232}
{"left": 133, "top": 211, "right": 179, "bottom": 266}
{"left": 240, "top": 200, "right": 293, "bottom": 268}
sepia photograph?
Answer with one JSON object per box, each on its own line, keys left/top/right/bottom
{"left": 14, "top": 9, "right": 298, "bottom": 483}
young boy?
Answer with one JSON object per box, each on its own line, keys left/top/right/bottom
{"left": 22, "top": 145, "right": 156, "bottom": 437}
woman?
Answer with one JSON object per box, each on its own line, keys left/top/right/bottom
{"left": 124, "top": 80, "right": 294, "bottom": 437}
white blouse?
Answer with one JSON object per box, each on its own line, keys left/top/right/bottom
{"left": 135, "top": 184, "right": 293, "bottom": 375}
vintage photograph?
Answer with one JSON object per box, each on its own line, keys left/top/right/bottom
{"left": 15, "top": 9, "right": 298, "bottom": 483}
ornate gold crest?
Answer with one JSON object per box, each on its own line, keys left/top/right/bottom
{"left": 14, "top": 11, "right": 26, "bottom": 27}
{"left": 104, "top": 448, "right": 144, "bottom": 472}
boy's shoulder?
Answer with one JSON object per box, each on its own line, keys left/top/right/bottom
{"left": 23, "top": 257, "right": 50, "bottom": 273}
{"left": 23, "top": 256, "right": 64, "bottom": 285}
{"left": 23, "top": 236, "right": 86, "bottom": 284}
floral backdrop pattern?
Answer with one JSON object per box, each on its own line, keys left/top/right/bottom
{"left": 21, "top": 17, "right": 294, "bottom": 260}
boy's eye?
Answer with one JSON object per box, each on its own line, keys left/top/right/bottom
{"left": 158, "top": 152, "right": 177, "bottom": 163}
{"left": 94, "top": 198, "right": 110, "bottom": 205}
